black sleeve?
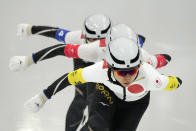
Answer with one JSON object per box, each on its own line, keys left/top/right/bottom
{"left": 31, "top": 25, "right": 59, "bottom": 38}
{"left": 32, "top": 44, "right": 66, "bottom": 63}
{"left": 43, "top": 73, "right": 71, "bottom": 99}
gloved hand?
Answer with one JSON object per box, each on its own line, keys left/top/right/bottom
{"left": 24, "top": 92, "right": 48, "bottom": 113}
{"left": 9, "top": 56, "right": 31, "bottom": 72}
{"left": 17, "top": 23, "right": 32, "bottom": 37}
{"left": 164, "top": 76, "right": 182, "bottom": 91}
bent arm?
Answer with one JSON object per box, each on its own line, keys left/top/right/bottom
{"left": 9, "top": 41, "right": 100, "bottom": 72}
{"left": 43, "top": 61, "right": 106, "bottom": 99}
{"left": 43, "top": 68, "right": 87, "bottom": 99}
{"left": 142, "top": 63, "right": 182, "bottom": 91}
{"left": 32, "top": 41, "right": 99, "bottom": 63}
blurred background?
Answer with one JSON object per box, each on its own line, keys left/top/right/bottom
{"left": 1, "top": 0, "right": 196, "bottom": 130}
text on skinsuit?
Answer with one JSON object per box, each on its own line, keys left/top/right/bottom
{"left": 96, "top": 83, "right": 114, "bottom": 104}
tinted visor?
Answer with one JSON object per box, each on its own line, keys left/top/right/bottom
{"left": 114, "top": 68, "right": 139, "bottom": 77}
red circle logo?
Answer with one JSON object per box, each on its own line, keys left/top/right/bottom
{"left": 128, "top": 84, "right": 144, "bottom": 94}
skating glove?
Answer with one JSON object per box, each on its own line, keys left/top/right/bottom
{"left": 17, "top": 23, "right": 32, "bottom": 37}
{"left": 24, "top": 92, "right": 48, "bottom": 113}
{"left": 9, "top": 56, "right": 32, "bottom": 72}
{"left": 164, "top": 76, "right": 182, "bottom": 91}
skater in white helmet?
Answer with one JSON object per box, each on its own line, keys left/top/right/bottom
{"left": 24, "top": 35, "right": 182, "bottom": 131}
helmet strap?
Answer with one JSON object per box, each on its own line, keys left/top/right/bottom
{"left": 108, "top": 69, "right": 126, "bottom": 100}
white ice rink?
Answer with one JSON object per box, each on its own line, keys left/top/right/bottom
{"left": 1, "top": 0, "right": 196, "bottom": 130}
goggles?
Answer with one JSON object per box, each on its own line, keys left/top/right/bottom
{"left": 114, "top": 68, "right": 139, "bottom": 77}
{"left": 86, "top": 37, "right": 104, "bottom": 42}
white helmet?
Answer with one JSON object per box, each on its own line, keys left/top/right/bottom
{"left": 105, "top": 37, "right": 141, "bottom": 70}
{"left": 82, "top": 14, "right": 112, "bottom": 39}
{"left": 105, "top": 24, "right": 139, "bottom": 46}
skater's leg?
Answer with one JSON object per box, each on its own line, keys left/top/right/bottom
{"left": 65, "top": 84, "right": 88, "bottom": 131}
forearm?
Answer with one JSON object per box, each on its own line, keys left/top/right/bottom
{"left": 24, "top": 69, "right": 86, "bottom": 113}
{"left": 32, "top": 44, "right": 65, "bottom": 63}
{"left": 31, "top": 25, "right": 70, "bottom": 42}
{"left": 31, "top": 43, "right": 94, "bottom": 64}
{"left": 43, "top": 68, "right": 86, "bottom": 99}
{"left": 31, "top": 25, "right": 59, "bottom": 38}
{"left": 43, "top": 73, "right": 70, "bottom": 99}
